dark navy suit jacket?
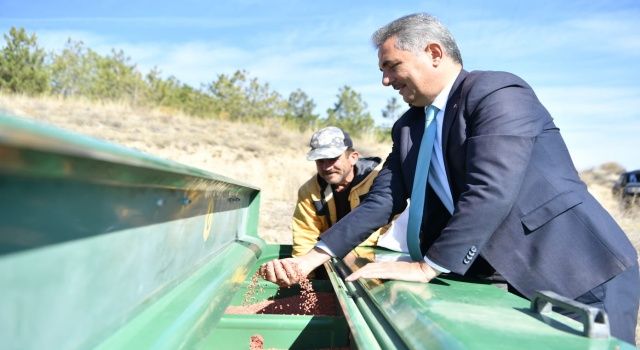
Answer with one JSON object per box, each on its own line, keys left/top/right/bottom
{"left": 320, "top": 70, "right": 637, "bottom": 299}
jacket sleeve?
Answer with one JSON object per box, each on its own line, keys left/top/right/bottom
{"left": 291, "top": 186, "right": 327, "bottom": 257}
{"left": 426, "top": 72, "right": 550, "bottom": 274}
{"left": 319, "top": 120, "right": 410, "bottom": 258}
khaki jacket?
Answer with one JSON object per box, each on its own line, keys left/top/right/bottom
{"left": 291, "top": 157, "right": 389, "bottom": 257}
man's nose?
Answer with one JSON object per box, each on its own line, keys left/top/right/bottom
{"left": 382, "top": 73, "right": 392, "bottom": 86}
{"left": 382, "top": 74, "right": 391, "bottom": 86}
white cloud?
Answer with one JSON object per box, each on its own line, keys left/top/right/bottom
{"left": 456, "top": 10, "right": 640, "bottom": 72}
{"left": 537, "top": 86, "right": 640, "bottom": 123}
{"left": 536, "top": 85, "right": 640, "bottom": 170}
{"left": 563, "top": 128, "right": 638, "bottom": 171}
{"left": 34, "top": 29, "right": 108, "bottom": 51}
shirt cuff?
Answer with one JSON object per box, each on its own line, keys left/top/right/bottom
{"left": 315, "top": 241, "right": 336, "bottom": 257}
{"left": 424, "top": 256, "right": 450, "bottom": 274}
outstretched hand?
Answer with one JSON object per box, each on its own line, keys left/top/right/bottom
{"left": 259, "top": 257, "right": 309, "bottom": 287}
{"left": 258, "top": 247, "right": 332, "bottom": 287}
{"left": 345, "top": 260, "right": 439, "bottom": 283}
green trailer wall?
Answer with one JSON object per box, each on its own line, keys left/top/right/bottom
{"left": 0, "top": 113, "right": 263, "bottom": 349}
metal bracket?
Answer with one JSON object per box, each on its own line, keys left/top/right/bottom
{"left": 530, "top": 290, "right": 610, "bottom": 338}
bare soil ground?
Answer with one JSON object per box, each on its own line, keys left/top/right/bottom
{"left": 2, "top": 94, "right": 638, "bottom": 342}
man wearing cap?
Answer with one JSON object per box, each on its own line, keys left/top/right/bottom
{"left": 291, "top": 126, "right": 387, "bottom": 257}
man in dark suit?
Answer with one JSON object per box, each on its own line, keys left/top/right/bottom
{"left": 261, "top": 12, "right": 639, "bottom": 344}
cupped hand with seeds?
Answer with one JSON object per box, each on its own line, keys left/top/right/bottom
{"left": 259, "top": 247, "right": 331, "bottom": 287}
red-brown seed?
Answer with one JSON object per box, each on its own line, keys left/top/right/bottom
{"left": 249, "top": 334, "right": 264, "bottom": 350}
{"left": 228, "top": 263, "right": 335, "bottom": 316}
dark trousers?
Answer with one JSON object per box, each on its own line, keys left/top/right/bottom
{"left": 572, "top": 264, "right": 640, "bottom": 345}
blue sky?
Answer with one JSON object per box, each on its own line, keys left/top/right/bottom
{"left": 1, "top": 0, "right": 639, "bottom": 171}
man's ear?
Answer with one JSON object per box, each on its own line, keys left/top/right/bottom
{"left": 348, "top": 151, "right": 360, "bottom": 165}
{"left": 425, "top": 42, "right": 444, "bottom": 65}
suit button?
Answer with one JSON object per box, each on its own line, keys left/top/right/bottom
{"left": 470, "top": 246, "right": 477, "bottom": 253}
{"left": 463, "top": 257, "right": 471, "bottom": 264}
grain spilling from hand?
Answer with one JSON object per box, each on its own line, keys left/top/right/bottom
{"left": 226, "top": 263, "right": 335, "bottom": 315}
{"left": 292, "top": 263, "right": 318, "bottom": 313}
{"left": 242, "top": 272, "right": 265, "bottom": 306}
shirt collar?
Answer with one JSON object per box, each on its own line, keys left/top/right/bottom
{"left": 427, "top": 75, "right": 457, "bottom": 112}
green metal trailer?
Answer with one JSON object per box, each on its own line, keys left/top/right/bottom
{"left": 0, "top": 113, "right": 635, "bottom": 349}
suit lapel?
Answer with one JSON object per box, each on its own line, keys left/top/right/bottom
{"left": 442, "top": 70, "right": 468, "bottom": 155}
{"left": 442, "top": 70, "right": 468, "bottom": 197}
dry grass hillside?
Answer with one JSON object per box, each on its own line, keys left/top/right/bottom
{"left": 0, "top": 94, "right": 391, "bottom": 243}
{"left": 2, "top": 93, "right": 639, "bottom": 341}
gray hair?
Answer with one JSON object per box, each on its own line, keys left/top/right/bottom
{"left": 372, "top": 13, "right": 463, "bottom": 65}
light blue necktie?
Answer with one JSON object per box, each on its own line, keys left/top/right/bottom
{"left": 429, "top": 146, "right": 455, "bottom": 215}
{"left": 406, "top": 105, "right": 439, "bottom": 261}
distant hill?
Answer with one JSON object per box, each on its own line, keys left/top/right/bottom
{"left": 580, "top": 162, "right": 626, "bottom": 187}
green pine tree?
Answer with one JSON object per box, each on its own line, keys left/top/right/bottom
{"left": 285, "top": 89, "right": 319, "bottom": 131}
{"left": 0, "top": 27, "right": 49, "bottom": 94}
{"left": 325, "top": 85, "right": 374, "bottom": 137}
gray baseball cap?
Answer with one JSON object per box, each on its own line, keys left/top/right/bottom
{"left": 306, "top": 126, "right": 353, "bottom": 161}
